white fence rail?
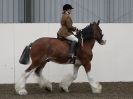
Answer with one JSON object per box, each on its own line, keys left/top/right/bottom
{"left": 0, "top": 23, "right": 133, "bottom": 84}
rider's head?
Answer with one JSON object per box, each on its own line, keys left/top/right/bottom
{"left": 63, "top": 4, "right": 74, "bottom": 14}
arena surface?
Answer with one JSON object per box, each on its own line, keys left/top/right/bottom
{"left": 0, "top": 82, "right": 133, "bottom": 99}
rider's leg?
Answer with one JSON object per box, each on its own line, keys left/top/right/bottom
{"left": 66, "top": 35, "right": 78, "bottom": 42}
{"left": 66, "top": 35, "right": 78, "bottom": 58}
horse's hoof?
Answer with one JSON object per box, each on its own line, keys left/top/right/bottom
{"left": 45, "top": 83, "right": 52, "bottom": 92}
{"left": 60, "top": 87, "right": 69, "bottom": 92}
{"left": 17, "top": 89, "right": 28, "bottom": 95}
{"left": 91, "top": 83, "right": 102, "bottom": 93}
{"left": 59, "top": 84, "right": 69, "bottom": 92}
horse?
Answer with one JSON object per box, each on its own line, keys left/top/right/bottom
{"left": 15, "top": 20, "right": 106, "bottom": 95}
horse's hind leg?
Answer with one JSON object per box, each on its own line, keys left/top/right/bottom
{"left": 34, "top": 62, "right": 52, "bottom": 92}
{"left": 15, "top": 64, "right": 36, "bottom": 95}
{"left": 59, "top": 60, "right": 81, "bottom": 92}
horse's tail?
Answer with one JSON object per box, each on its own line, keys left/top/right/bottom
{"left": 19, "top": 43, "right": 32, "bottom": 65}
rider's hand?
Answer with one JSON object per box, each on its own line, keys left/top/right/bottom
{"left": 75, "top": 28, "right": 79, "bottom": 32}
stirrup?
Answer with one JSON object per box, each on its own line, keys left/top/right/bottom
{"left": 68, "top": 53, "right": 75, "bottom": 58}
{"left": 70, "top": 57, "right": 76, "bottom": 64}
{"left": 68, "top": 54, "right": 76, "bottom": 64}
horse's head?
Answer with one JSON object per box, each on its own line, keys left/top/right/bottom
{"left": 90, "top": 20, "right": 106, "bottom": 45}
{"left": 76, "top": 20, "right": 106, "bottom": 45}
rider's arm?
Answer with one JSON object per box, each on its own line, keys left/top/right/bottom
{"left": 66, "top": 16, "right": 77, "bottom": 31}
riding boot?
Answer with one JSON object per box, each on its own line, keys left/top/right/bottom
{"left": 69, "top": 41, "right": 77, "bottom": 63}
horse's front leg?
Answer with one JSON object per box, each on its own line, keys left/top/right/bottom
{"left": 59, "top": 60, "right": 81, "bottom": 92}
{"left": 84, "top": 62, "right": 102, "bottom": 93}
{"left": 34, "top": 62, "right": 52, "bottom": 92}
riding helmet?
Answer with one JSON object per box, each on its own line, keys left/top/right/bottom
{"left": 63, "top": 4, "right": 74, "bottom": 10}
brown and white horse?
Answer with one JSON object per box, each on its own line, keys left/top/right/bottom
{"left": 15, "top": 20, "right": 106, "bottom": 95}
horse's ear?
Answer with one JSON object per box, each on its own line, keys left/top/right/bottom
{"left": 97, "top": 20, "right": 100, "bottom": 25}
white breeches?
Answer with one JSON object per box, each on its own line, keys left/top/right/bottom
{"left": 66, "top": 35, "right": 78, "bottom": 42}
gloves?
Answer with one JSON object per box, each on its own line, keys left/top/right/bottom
{"left": 75, "top": 27, "right": 79, "bottom": 32}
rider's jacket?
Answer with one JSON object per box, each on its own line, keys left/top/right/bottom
{"left": 57, "top": 12, "right": 76, "bottom": 37}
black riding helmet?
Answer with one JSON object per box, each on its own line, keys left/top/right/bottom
{"left": 63, "top": 4, "right": 74, "bottom": 11}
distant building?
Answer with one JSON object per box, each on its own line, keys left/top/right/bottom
{"left": 0, "top": 0, "right": 133, "bottom": 23}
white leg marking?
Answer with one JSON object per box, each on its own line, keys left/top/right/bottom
{"left": 36, "top": 71, "right": 52, "bottom": 91}
{"left": 59, "top": 63, "right": 80, "bottom": 92}
{"left": 87, "top": 72, "right": 102, "bottom": 93}
{"left": 15, "top": 69, "right": 35, "bottom": 95}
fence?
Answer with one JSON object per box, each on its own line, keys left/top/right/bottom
{"left": 0, "top": 23, "right": 133, "bottom": 84}
{"left": 0, "top": 0, "right": 133, "bottom": 23}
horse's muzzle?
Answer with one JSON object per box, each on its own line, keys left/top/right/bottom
{"left": 99, "top": 40, "right": 106, "bottom": 45}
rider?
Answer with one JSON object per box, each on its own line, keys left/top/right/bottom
{"left": 57, "top": 4, "right": 79, "bottom": 59}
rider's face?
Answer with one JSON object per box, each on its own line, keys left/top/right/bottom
{"left": 67, "top": 9, "right": 72, "bottom": 14}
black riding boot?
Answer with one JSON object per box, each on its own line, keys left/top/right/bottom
{"left": 69, "top": 41, "right": 77, "bottom": 60}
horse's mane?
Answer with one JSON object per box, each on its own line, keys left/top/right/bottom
{"left": 76, "top": 24, "right": 93, "bottom": 41}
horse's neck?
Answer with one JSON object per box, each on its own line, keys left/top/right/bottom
{"left": 83, "top": 39, "right": 95, "bottom": 49}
